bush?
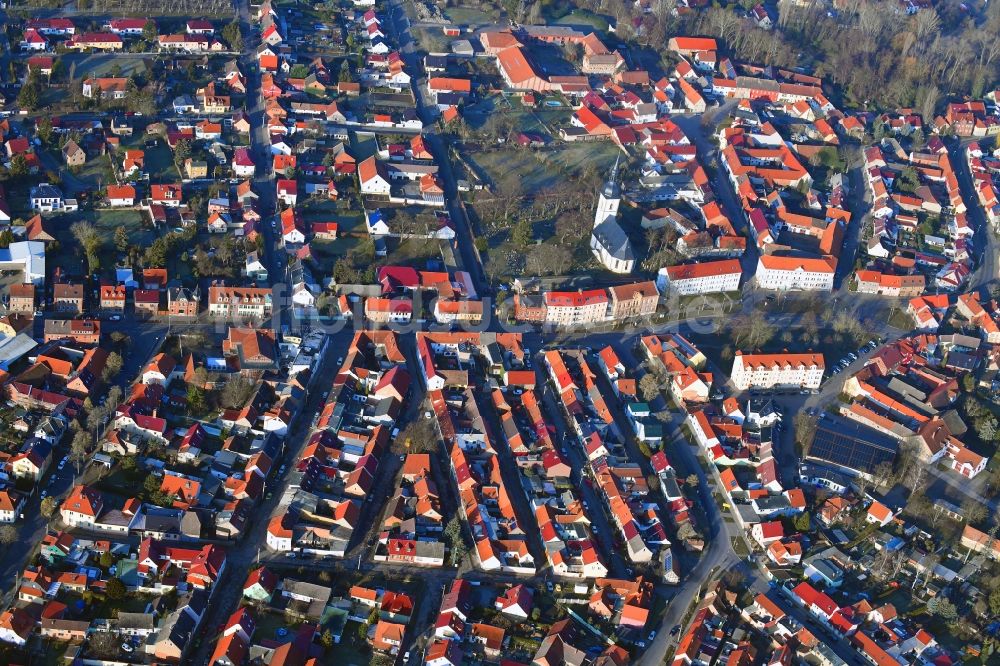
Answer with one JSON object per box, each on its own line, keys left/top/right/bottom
{"left": 105, "top": 577, "right": 126, "bottom": 600}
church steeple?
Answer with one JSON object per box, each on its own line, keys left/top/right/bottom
{"left": 601, "top": 154, "right": 622, "bottom": 200}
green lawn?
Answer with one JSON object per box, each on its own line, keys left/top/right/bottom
{"left": 467, "top": 150, "right": 559, "bottom": 196}
{"left": 330, "top": 622, "right": 375, "bottom": 666}
{"left": 351, "top": 132, "right": 380, "bottom": 162}
{"left": 310, "top": 236, "right": 360, "bottom": 274}
{"left": 253, "top": 610, "right": 304, "bottom": 643}
{"left": 95, "top": 468, "right": 141, "bottom": 497}
{"left": 540, "top": 142, "right": 620, "bottom": 174}
{"left": 65, "top": 591, "right": 152, "bottom": 621}
{"left": 410, "top": 25, "right": 451, "bottom": 53}
{"left": 48, "top": 208, "right": 154, "bottom": 277}
{"left": 143, "top": 142, "right": 178, "bottom": 184}
{"left": 552, "top": 9, "right": 611, "bottom": 32}
{"left": 298, "top": 199, "right": 363, "bottom": 228}
{"left": 443, "top": 5, "right": 498, "bottom": 24}
{"left": 467, "top": 141, "right": 619, "bottom": 198}
{"left": 61, "top": 54, "right": 150, "bottom": 79}
{"left": 461, "top": 96, "right": 506, "bottom": 131}
{"left": 37, "top": 642, "right": 68, "bottom": 666}
{"left": 887, "top": 306, "right": 913, "bottom": 330}
{"left": 73, "top": 154, "right": 114, "bottom": 190}
{"left": 391, "top": 238, "right": 444, "bottom": 268}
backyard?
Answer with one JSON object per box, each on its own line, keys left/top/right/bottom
{"left": 461, "top": 93, "right": 571, "bottom": 137}
{"left": 33, "top": 55, "right": 151, "bottom": 112}
{"left": 47, "top": 208, "right": 156, "bottom": 278}
{"left": 409, "top": 25, "right": 451, "bottom": 54}
{"left": 442, "top": 4, "right": 498, "bottom": 24}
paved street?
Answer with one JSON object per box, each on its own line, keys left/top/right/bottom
{"left": 836, "top": 146, "right": 871, "bottom": 288}
{"left": 951, "top": 140, "right": 999, "bottom": 292}
{"left": 187, "top": 328, "right": 349, "bottom": 665}
{"left": 385, "top": 0, "right": 488, "bottom": 296}
{"left": 537, "top": 374, "right": 630, "bottom": 580}
{"left": 0, "top": 455, "right": 79, "bottom": 608}
{"left": 674, "top": 111, "right": 760, "bottom": 280}
{"left": 3, "top": 4, "right": 993, "bottom": 664}
{"left": 182, "top": 9, "right": 348, "bottom": 656}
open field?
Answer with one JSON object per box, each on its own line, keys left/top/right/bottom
{"left": 62, "top": 53, "right": 151, "bottom": 79}
{"left": 47, "top": 208, "right": 156, "bottom": 278}
{"left": 466, "top": 141, "right": 620, "bottom": 195}
{"left": 442, "top": 5, "right": 498, "bottom": 24}
{"left": 552, "top": 9, "right": 612, "bottom": 32}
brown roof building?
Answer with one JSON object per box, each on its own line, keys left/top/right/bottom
{"left": 9, "top": 284, "right": 35, "bottom": 313}
{"left": 608, "top": 281, "right": 659, "bottom": 320}
{"left": 53, "top": 283, "right": 84, "bottom": 314}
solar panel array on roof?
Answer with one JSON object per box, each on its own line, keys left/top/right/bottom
{"left": 807, "top": 416, "right": 897, "bottom": 475}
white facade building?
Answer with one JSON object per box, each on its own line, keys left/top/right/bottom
{"left": 589, "top": 158, "right": 635, "bottom": 274}
{"left": 731, "top": 351, "right": 825, "bottom": 390}
{"left": 755, "top": 255, "right": 835, "bottom": 291}
{"left": 658, "top": 259, "right": 742, "bottom": 295}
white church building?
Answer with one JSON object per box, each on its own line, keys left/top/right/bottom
{"left": 589, "top": 157, "right": 635, "bottom": 274}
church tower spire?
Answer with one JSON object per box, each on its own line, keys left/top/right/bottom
{"left": 601, "top": 153, "right": 622, "bottom": 200}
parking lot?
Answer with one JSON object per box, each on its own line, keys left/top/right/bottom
{"left": 827, "top": 337, "right": 884, "bottom": 379}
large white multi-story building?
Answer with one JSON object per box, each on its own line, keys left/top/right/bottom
{"left": 207, "top": 286, "right": 273, "bottom": 320}
{"left": 658, "top": 259, "right": 743, "bottom": 295}
{"left": 755, "top": 255, "right": 836, "bottom": 291}
{"left": 731, "top": 351, "right": 825, "bottom": 390}
{"left": 543, "top": 290, "right": 609, "bottom": 327}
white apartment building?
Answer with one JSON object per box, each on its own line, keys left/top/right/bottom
{"left": 207, "top": 286, "right": 273, "bottom": 319}
{"left": 543, "top": 290, "right": 609, "bottom": 326}
{"left": 755, "top": 255, "right": 835, "bottom": 291}
{"left": 658, "top": 259, "right": 743, "bottom": 295}
{"left": 731, "top": 351, "right": 825, "bottom": 390}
